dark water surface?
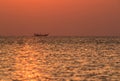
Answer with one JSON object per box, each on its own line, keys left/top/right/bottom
{"left": 0, "top": 36, "right": 120, "bottom": 81}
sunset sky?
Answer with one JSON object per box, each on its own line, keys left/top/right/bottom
{"left": 0, "top": 0, "right": 120, "bottom": 36}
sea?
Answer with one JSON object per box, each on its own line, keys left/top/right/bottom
{"left": 0, "top": 36, "right": 120, "bottom": 81}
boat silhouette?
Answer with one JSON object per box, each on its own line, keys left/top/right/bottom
{"left": 34, "top": 33, "right": 49, "bottom": 37}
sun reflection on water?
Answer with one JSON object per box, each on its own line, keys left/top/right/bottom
{"left": 11, "top": 44, "right": 49, "bottom": 81}
{"left": 0, "top": 37, "right": 120, "bottom": 81}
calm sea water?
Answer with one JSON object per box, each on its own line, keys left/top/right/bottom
{"left": 0, "top": 36, "right": 120, "bottom": 81}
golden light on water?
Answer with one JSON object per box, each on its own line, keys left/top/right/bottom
{"left": 0, "top": 37, "right": 120, "bottom": 81}
{"left": 12, "top": 44, "right": 49, "bottom": 81}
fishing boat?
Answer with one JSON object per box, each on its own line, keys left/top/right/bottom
{"left": 34, "top": 33, "right": 49, "bottom": 37}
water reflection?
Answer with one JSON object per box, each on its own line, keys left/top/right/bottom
{"left": 12, "top": 44, "right": 49, "bottom": 81}
{"left": 0, "top": 37, "right": 120, "bottom": 81}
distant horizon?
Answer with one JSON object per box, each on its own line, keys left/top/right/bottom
{"left": 0, "top": 34, "right": 120, "bottom": 37}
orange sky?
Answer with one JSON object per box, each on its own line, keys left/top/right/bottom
{"left": 0, "top": 0, "right": 120, "bottom": 36}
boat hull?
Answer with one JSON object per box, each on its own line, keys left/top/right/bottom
{"left": 34, "top": 33, "right": 49, "bottom": 37}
